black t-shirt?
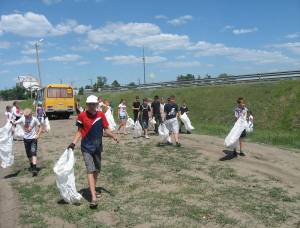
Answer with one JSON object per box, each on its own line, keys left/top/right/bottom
{"left": 180, "top": 106, "right": 189, "bottom": 115}
{"left": 133, "top": 101, "right": 140, "bottom": 113}
{"left": 139, "top": 104, "right": 151, "bottom": 120}
{"left": 151, "top": 101, "right": 161, "bottom": 115}
{"left": 164, "top": 103, "right": 178, "bottom": 120}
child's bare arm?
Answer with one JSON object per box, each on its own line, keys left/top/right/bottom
{"left": 104, "top": 128, "right": 119, "bottom": 143}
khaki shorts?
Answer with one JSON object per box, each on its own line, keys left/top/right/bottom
{"left": 82, "top": 151, "right": 101, "bottom": 173}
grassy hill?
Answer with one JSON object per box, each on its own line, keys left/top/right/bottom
{"left": 20, "top": 80, "right": 300, "bottom": 149}
{"left": 97, "top": 80, "right": 300, "bottom": 149}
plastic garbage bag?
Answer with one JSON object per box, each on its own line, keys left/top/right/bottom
{"left": 14, "top": 123, "right": 24, "bottom": 139}
{"left": 133, "top": 121, "right": 143, "bottom": 138}
{"left": 126, "top": 117, "right": 135, "bottom": 129}
{"left": 246, "top": 115, "right": 254, "bottom": 133}
{"left": 158, "top": 123, "right": 170, "bottom": 142}
{"left": 224, "top": 117, "right": 247, "bottom": 148}
{"left": 44, "top": 117, "right": 51, "bottom": 133}
{"left": 53, "top": 149, "right": 82, "bottom": 203}
{"left": 0, "top": 122, "right": 14, "bottom": 168}
{"left": 149, "top": 118, "right": 156, "bottom": 129}
{"left": 180, "top": 113, "right": 195, "bottom": 131}
{"left": 105, "top": 109, "right": 117, "bottom": 131}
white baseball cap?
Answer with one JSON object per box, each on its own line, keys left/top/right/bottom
{"left": 86, "top": 95, "right": 98, "bottom": 103}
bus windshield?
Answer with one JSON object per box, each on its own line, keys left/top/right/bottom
{"left": 47, "top": 87, "right": 73, "bottom": 98}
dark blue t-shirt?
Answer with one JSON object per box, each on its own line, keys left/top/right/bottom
{"left": 164, "top": 103, "right": 178, "bottom": 120}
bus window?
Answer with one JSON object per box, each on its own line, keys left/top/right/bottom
{"left": 47, "top": 88, "right": 73, "bottom": 98}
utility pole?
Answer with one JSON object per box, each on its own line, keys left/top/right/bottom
{"left": 89, "top": 79, "right": 93, "bottom": 88}
{"left": 35, "top": 39, "right": 43, "bottom": 87}
{"left": 142, "top": 46, "right": 146, "bottom": 84}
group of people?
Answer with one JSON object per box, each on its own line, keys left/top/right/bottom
{"left": 75, "top": 95, "right": 193, "bottom": 146}
{"left": 4, "top": 101, "right": 46, "bottom": 176}
{"left": 1, "top": 94, "right": 252, "bottom": 209}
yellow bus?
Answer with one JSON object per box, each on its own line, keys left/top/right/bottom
{"left": 37, "top": 84, "right": 75, "bottom": 119}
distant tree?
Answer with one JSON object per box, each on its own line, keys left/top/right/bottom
{"left": 218, "top": 73, "right": 229, "bottom": 79}
{"left": 0, "top": 86, "right": 29, "bottom": 100}
{"left": 204, "top": 74, "right": 212, "bottom": 79}
{"left": 92, "top": 76, "right": 107, "bottom": 91}
{"left": 111, "top": 80, "right": 121, "bottom": 88}
{"left": 85, "top": 85, "right": 92, "bottom": 89}
{"left": 177, "top": 74, "right": 195, "bottom": 81}
{"left": 78, "top": 87, "right": 84, "bottom": 95}
{"left": 128, "top": 82, "right": 136, "bottom": 87}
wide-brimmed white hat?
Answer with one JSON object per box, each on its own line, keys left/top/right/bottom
{"left": 86, "top": 95, "right": 99, "bottom": 103}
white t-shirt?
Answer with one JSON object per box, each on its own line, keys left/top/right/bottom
{"left": 118, "top": 103, "right": 127, "bottom": 117}
{"left": 5, "top": 111, "right": 13, "bottom": 122}
{"left": 97, "top": 102, "right": 104, "bottom": 111}
{"left": 12, "top": 106, "right": 21, "bottom": 119}
{"left": 15, "top": 116, "right": 40, "bottom": 140}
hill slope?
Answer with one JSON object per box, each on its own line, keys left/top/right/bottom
{"left": 98, "top": 80, "right": 300, "bottom": 148}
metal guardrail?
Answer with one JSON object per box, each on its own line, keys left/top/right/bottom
{"left": 98, "top": 70, "right": 300, "bottom": 92}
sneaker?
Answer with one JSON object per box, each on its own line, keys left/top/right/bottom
{"left": 176, "top": 142, "right": 181, "bottom": 147}
{"left": 239, "top": 151, "right": 246, "bottom": 156}
{"left": 145, "top": 135, "right": 150, "bottom": 139}
{"left": 32, "top": 169, "right": 38, "bottom": 177}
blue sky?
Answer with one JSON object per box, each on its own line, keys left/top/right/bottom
{"left": 0, "top": 0, "right": 299, "bottom": 89}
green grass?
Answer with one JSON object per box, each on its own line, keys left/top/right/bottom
{"left": 20, "top": 80, "right": 300, "bottom": 148}
{"left": 10, "top": 136, "right": 300, "bottom": 227}
{"left": 92, "top": 80, "right": 300, "bottom": 149}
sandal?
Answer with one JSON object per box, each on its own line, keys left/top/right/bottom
{"left": 90, "top": 200, "right": 98, "bottom": 209}
{"left": 96, "top": 192, "right": 102, "bottom": 198}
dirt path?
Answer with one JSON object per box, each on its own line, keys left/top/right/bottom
{"left": 0, "top": 101, "right": 20, "bottom": 228}
{"left": 0, "top": 100, "right": 300, "bottom": 227}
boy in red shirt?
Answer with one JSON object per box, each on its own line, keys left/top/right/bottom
{"left": 68, "top": 95, "right": 118, "bottom": 208}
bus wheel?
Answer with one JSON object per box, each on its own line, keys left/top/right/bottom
{"left": 63, "top": 113, "right": 70, "bottom": 119}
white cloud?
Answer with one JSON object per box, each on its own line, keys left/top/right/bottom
{"left": 190, "top": 41, "right": 293, "bottom": 64}
{"left": 104, "top": 55, "right": 167, "bottom": 64}
{"left": 232, "top": 27, "right": 258, "bottom": 35}
{"left": 127, "top": 33, "right": 191, "bottom": 51}
{"left": 167, "top": 15, "right": 193, "bottom": 26}
{"left": 163, "top": 60, "right": 209, "bottom": 68}
{"left": 0, "top": 41, "right": 10, "bottom": 49}
{"left": 221, "top": 25, "right": 235, "bottom": 32}
{"left": 48, "top": 54, "right": 81, "bottom": 62}
{"left": 268, "top": 42, "right": 300, "bottom": 55}
{"left": 42, "top": 0, "right": 62, "bottom": 5}
{"left": 73, "top": 24, "right": 92, "bottom": 34}
{"left": 4, "top": 56, "right": 36, "bottom": 65}
{"left": 285, "top": 33, "right": 300, "bottom": 39}
{"left": 0, "top": 12, "right": 90, "bottom": 37}
{"left": 155, "top": 15, "right": 168, "bottom": 20}
{"left": 88, "top": 22, "right": 161, "bottom": 44}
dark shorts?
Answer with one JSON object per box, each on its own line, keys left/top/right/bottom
{"left": 23, "top": 139, "right": 38, "bottom": 158}
{"left": 240, "top": 129, "right": 247, "bottom": 138}
{"left": 82, "top": 151, "right": 101, "bottom": 173}
{"left": 119, "top": 115, "right": 126, "bottom": 120}
{"left": 140, "top": 118, "right": 149, "bottom": 129}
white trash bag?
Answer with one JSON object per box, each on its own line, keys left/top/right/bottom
{"left": 14, "top": 123, "right": 24, "bottom": 139}
{"left": 149, "top": 118, "right": 156, "bottom": 129}
{"left": 126, "top": 117, "right": 135, "bottom": 129}
{"left": 246, "top": 115, "right": 254, "bottom": 133}
{"left": 105, "top": 109, "right": 117, "bottom": 131}
{"left": 224, "top": 117, "right": 247, "bottom": 148}
{"left": 53, "top": 149, "right": 82, "bottom": 203}
{"left": 158, "top": 123, "right": 170, "bottom": 143}
{"left": 0, "top": 123, "right": 14, "bottom": 168}
{"left": 180, "top": 113, "right": 195, "bottom": 131}
{"left": 44, "top": 117, "right": 51, "bottom": 133}
{"left": 133, "top": 121, "right": 143, "bottom": 138}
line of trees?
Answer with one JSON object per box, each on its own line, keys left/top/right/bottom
{"left": 0, "top": 86, "right": 30, "bottom": 101}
